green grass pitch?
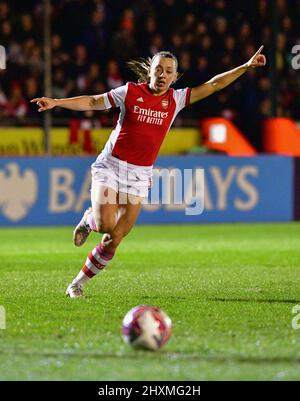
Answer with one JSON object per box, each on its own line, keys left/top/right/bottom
{"left": 0, "top": 223, "right": 300, "bottom": 380}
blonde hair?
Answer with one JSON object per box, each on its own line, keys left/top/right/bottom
{"left": 127, "top": 51, "right": 179, "bottom": 83}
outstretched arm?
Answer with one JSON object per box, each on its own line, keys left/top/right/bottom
{"left": 190, "top": 45, "right": 266, "bottom": 104}
{"left": 30, "top": 94, "right": 108, "bottom": 112}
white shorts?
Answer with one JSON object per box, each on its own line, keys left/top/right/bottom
{"left": 91, "top": 154, "right": 153, "bottom": 198}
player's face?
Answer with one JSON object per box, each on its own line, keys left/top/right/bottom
{"left": 149, "top": 57, "right": 177, "bottom": 94}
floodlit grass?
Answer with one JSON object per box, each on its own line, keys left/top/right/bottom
{"left": 0, "top": 223, "right": 300, "bottom": 380}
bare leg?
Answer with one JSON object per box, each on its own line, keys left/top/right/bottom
{"left": 91, "top": 185, "right": 119, "bottom": 233}
{"left": 66, "top": 186, "right": 119, "bottom": 297}
{"left": 104, "top": 192, "right": 144, "bottom": 254}
{"left": 66, "top": 189, "right": 144, "bottom": 298}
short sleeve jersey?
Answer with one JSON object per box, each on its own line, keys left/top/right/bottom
{"left": 101, "top": 82, "right": 191, "bottom": 166}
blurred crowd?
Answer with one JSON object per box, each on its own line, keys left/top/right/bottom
{"left": 0, "top": 0, "right": 300, "bottom": 149}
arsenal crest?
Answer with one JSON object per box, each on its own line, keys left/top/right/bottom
{"left": 161, "top": 99, "right": 169, "bottom": 109}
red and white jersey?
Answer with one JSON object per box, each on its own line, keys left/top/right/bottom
{"left": 99, "top": 82, "right": 191, "bottom": 166}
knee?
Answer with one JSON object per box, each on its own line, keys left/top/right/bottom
{"left": 96, "top": 218, "right": 117, "bottom": 234}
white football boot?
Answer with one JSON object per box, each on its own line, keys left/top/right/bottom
{"left": 73, "top": 207, "right": 92, "bottom": 247}
{"left": 66, "top": 283, "right": 84, "bottom": 298}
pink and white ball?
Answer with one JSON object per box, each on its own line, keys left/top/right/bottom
{"left": 122, "top": 305, "right": 172, "bottom": 351}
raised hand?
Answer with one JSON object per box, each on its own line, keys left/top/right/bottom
{"left": 30, "top": 97, "right": 57, "bottom": 112}
{"left": 246, "top": 45, "right": 267, "bottom": 68}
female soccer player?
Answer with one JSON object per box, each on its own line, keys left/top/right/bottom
{"left": 31, "top": 46, "right": 266, "bottom": 297}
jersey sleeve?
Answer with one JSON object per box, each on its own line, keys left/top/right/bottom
{"left": 173, "top": 87, "right": 192, "bottom": 112}
{"left": 103, "top": 84, "right": 128, "bottom": 109}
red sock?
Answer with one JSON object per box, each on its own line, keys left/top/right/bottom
{"left": 81, "top": 244, "right": 115, "bottom": 279}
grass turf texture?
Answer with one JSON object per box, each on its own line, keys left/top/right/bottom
{"left": 0, "top": 223, "right": 300, "bottom": 380}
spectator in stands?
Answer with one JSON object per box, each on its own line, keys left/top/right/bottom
{"left": 52, "top": 34, "right": 70, "bottom": 68}
{"left": 0, "top": 0, "right": 299, "bottom": 151}
{"left": 0, "top": 84, "right": 8, "bottom": 116}
{"left": 106, "top": 60, "right": 123, "bottom": 90}
{"left": 4, "top": 82, "right": 28, "bottom": 118}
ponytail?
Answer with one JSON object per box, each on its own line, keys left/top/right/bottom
{"left": 127, "top": 57, "right": 152, "bottom": 83}
{"left": 127, "top": 51, "right": 179, "bottom": 83}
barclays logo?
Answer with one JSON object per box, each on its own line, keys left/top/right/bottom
{"left": 0, "top": 163, "right": 38, "bottom": 221}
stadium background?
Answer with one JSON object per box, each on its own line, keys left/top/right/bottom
{"left": 1, "top": 0, "right": 300, "bottom": 382}
{"left": 1, "top": 0, "right": 300, "bottom": 226}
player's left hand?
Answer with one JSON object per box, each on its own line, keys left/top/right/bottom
{"left": 246, "top": 45, "right": 267, "bottom": 68}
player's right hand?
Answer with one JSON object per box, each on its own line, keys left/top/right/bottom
{"left": 30, "top": 97, "right": 57, "bottom": 112}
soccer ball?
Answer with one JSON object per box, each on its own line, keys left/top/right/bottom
{"left": 122, "top": 305, "right": 172, "bottom": 351}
